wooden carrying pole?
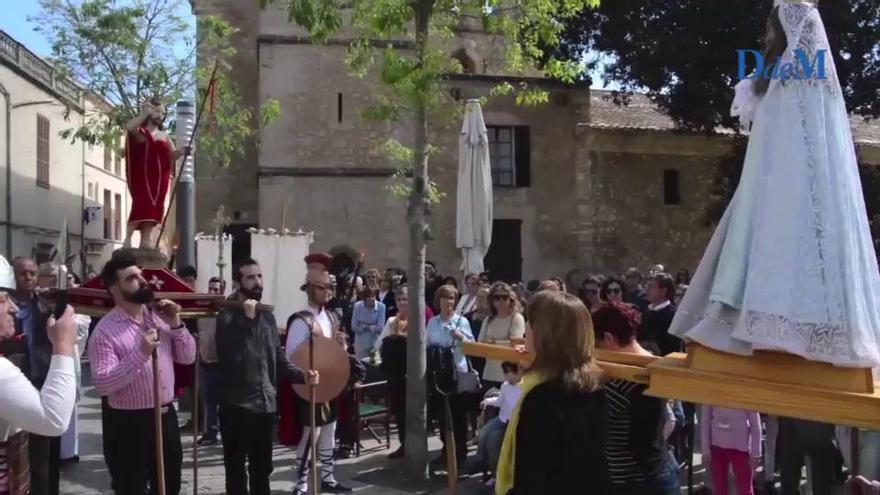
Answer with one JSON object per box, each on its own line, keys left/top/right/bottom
{"left": 309, "top": 330, "right": 319, "bottom": 495}
{"left": 152, "top": 351, "right": 167, "bottom": 495}
{"left": 193, "top": 336, "right": 200, "bottom": 495}
{"left": 462, "top": 341, "right": 655, "bottom": 384}
{"left": 464, "top": 341, "right": 880, "bottom": 431}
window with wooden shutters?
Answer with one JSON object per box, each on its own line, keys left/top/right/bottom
{"left": 103, "top": 144, "right": 112, "bottom": 171}
{"left": 513, "top": 126, "right": 531, "bottom": 187}
{"left": 114, "top": 193, "right": 122, "bottom": 240}
{"left": 488, "top": 126, "right": 515, "bottom": 187}
{"left": 103, "top": 189, "right": 112, "bottom": 239}
{"left": 113, "top": 137, "right": 121, "bottom": 176}
{"left": 36, "top": 115, "right": 50, "bottom": 188}
{"left": 488, "top": 125, "right": 531, "bottom": 188}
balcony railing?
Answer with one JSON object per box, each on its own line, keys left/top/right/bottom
{"left": 0, "top": 30, "right": 83, "bottom": 106}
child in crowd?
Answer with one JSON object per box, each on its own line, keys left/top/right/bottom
{"left": 701, "top": 405, "right": 762, "bottom": 495}
{"left": 470, "top": 362, "right": 523, "bottom": 486}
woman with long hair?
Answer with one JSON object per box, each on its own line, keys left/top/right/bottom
{"left": 478, "top": 282, "right": 526, "bottom": 388}
{"left": 511, "top": 283, "right": 529, "bottom": 315}
{"left": 364, "top": 268, "right": 382, "bottom": 293}
{"left": 497, "top": 291, "right": 607, "bottom": 494}
{"left": 455, "top": 273, "right": 480, "bottom": 316}
{"left": 374, "top": 286, "right": 411, "bottom": 459}
{"left": 601, "top": 277, "right": 629, "bottom": 306}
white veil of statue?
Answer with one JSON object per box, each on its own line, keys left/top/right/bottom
{"left": 670, "top": 0, "right": 880, "bottom": 367}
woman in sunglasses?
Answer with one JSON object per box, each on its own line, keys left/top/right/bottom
{"left": 579, "top": 276, "right": 602, "bottom": 312}
{"left": 477, "top": 282, "right": 526, "bottom": 389}
{"left": 601, "top": 277, "right": 631, "bottom": 307}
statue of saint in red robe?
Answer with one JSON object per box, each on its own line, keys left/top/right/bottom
{"left": 124, "top": 99, "right": 188, "bottom": 249}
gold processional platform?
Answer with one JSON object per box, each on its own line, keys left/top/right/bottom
{"left": 463, "top": 341, "right": 880, "bottom": 430}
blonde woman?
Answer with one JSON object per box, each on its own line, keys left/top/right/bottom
{"left": 478, "top": 282, "right": 525, "bottom": 387}
{"left": 496, "top": 291, "right": 607, "bottom": 495}
{"left": 426, "top": 284, "right": 474, "bottom": 469}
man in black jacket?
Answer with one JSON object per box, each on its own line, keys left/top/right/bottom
{"left": 638, "top": 272, "right": 682, "bottom": 356}
{"left": 12, "top": 257, "right": 58, "bottom": 495}
{"left": 216, "top": 258, "right": 318, "bottom": 495}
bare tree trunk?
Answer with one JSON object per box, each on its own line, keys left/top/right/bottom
{"left": 404, "top": 0, "right": 432, "bottom": 481}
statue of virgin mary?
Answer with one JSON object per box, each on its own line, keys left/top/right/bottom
{"left": 670, "top": 0, "right": 880, "bottom": 367}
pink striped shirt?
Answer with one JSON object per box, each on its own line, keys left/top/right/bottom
{"left": 87, "top": 306, "right": 196, "bottom": 410}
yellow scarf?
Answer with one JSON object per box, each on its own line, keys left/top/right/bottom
{"left": 495, "top": 371, "right": 549, "bottom": 495}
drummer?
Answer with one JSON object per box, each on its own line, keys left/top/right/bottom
{"left": 286, "top": 269, "right": 355, "bottom": 495}
{"left": 214, "top": 258, "right": 318, "bottom": 495}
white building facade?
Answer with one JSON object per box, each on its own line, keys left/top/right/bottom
{"left": 0, "top": 30, "right": 130, "bottom": 276}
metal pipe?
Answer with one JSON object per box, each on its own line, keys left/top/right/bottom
{"left": 175, "top": 100, "right": 195, "bottom": 270}
{"left": 80, "top": 101, "right": 86, "bottom": 277}
{"left": 1, "top": 82, "right": 11, "bottom": 258}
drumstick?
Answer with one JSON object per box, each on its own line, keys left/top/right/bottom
{"left": 309, "top": 327, "right": 319, "bottom": 495}
{"left": 152, "top": 351, "right": 167, "bottom": 495}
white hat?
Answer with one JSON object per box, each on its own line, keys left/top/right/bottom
{"left": 0, "top": 255, "right": 14, "bottom": 290}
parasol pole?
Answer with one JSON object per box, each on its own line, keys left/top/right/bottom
{"left": 155, "top": 60, "right": 220, "bottom": 249}
{"left": 152, "top": 350, "right": 167, "bottom": 495}
{"left": 309, "top": 328, "right": 320, "bottom": 495}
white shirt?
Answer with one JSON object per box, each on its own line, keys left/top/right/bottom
{"left": 285, "top": 305, "right": 333, "bottom": 361}
{"left": 0, "top": 355, "right": 76, "bottom": 440}
{"left": 484, "top": 380, "right": 522, "bottom": 424}
{"left": 455, "top": 294, "right": 477, "bottom": 315}
{"left": 648, "top": 300, "right": 672, "bottom": 312}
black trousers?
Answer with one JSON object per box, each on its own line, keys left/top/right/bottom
{"left": 430, "top": 391, "right": 469, "bottom": 464}
{"left": 779, "top": 418, "right": 837, "bottom": 495}
{"left": 218, "top": 405, "right": 276, "bottom": 495}
{"left": 100, "top": 397, "right": 119, "bottom": 493}
{"left": 103, "top": 403, "right": 183, "bottom": 495}
{"left": 336, "top": 389, "right": 358, "bottom": 448}
{"left": 388, "top": 377, "right": 406, "bottom": 446}
{"left": 28, "top": 433, "right": 59, "bottom": 495}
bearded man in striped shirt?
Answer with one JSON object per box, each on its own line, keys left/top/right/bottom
{"left": 88, "top": 254, "right": 195, "bottom": 495}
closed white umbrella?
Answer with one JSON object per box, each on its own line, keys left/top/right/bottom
{"left": 456, "top": 99, "right": 493, "bottom": 275}
{"left": 51, "top": 217, "right": 68, "bottom": 265}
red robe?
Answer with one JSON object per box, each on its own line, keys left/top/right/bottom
{"left": 125, "top": 127, "right": 172, "bottom": 228}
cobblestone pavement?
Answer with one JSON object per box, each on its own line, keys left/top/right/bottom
{"left": 59, "top": 368, "right": 490, "bottom": 495}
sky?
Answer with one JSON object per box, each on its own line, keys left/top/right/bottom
{"left": 3, "top": 0, "right": 616, "bottom": 89}
{"left": 3, "top": 0, "right": 52, "bottom": 57}
{"left": 2, "top": 0, "right": 196, "bottom": 58}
